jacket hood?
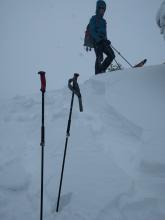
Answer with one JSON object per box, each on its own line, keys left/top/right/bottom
{"left": 96, "top": 0, "right": 106, "bottom": 15}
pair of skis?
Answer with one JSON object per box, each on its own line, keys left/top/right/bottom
{"left": 38, "top": 72, "right": 83, "bottom": 220}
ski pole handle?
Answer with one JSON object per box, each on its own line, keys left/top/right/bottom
{"left": 68, "top": 73, "right": 79, "bottom": 91}
{"left": 38, "top": 71, "right": 46, "bottom": 93}
{"left": 68, "top": 73, "right": 83, "bottom": 112}
{"left": 73, "top": 73, "right": 83, "bottom": 112}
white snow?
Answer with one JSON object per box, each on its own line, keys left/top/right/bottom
{"left": 156, "top": 0, "right": 165, "bottom": 40}
{"left": 0, "top": 64, "right": 165, "bottom": 220}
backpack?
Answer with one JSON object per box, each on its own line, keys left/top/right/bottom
{"left": 84, "top": 24, "right": 94, "bottom": 51}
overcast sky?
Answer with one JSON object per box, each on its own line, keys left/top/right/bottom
{"left": 0, "top": 0, "right": 164, "bottom": 100}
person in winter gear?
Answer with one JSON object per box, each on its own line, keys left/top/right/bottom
{"left": 88, "top": 0, "right": 115, "bottom": 74}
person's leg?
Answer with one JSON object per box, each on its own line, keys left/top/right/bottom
{"left": 94, "top": 46, "right": 103, "bottom": 74}
{"left": 100, "top": 45, "right": 115, "bottom": 73}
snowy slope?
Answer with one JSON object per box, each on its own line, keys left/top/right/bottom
{"left": 0, "top": 64, "right": 165, "bottom": 220}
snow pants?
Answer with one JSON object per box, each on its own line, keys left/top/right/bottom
{"left": 94, "top": 41, "right": 115, "bottom": 75}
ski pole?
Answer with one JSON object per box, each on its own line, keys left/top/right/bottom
{"left": 56, "top": 73, "right": 83, "bottom": 212}
{"left": 111, "top": 45, "right": 134, "bottom": 68}
{"left": 38, "top": 71, "right": 46, "bottom": 220}
{"left": 114, "top": 58, "right": 122, "bottom": 70}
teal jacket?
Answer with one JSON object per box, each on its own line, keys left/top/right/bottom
{"left": 89, "top": 15, "right": 107, "bottom": 43}
{"left": 89, "top": 0, "right": 107, "bottom": 43}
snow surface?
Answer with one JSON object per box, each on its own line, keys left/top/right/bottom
{"left": 156, "top": 0, "right": 165, "bottom": 40}
{"left": 0, "top": 64, "right": 165, "bottom": 220}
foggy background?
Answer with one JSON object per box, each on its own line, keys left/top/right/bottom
{"left": 0, "top": 0, "right": 164, "bottom": 100}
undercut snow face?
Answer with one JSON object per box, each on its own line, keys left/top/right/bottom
{"left": 0, "top": 64, "right": 165, "bottom": 220}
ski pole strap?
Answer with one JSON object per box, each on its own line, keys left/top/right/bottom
{"left": 68, "top": 73, "right": 83, "bottom": 112}
{"left": 38, "top": 71, "right": 46, "bottom": 93}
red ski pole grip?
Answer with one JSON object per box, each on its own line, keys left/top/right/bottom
{"left": 38, "top": 71, "right": 46, "bottom": 92}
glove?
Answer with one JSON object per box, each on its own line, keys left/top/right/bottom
{"left": 106, "top": 40, "right": 111, "bottom": 45}
{"left": 98, "top": 39, "right": 111, "bottom": 47}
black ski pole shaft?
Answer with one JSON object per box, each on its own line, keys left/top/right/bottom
{"left": 40, "top": 91, "right": 44, "bottom": 220}
{"left": 111, "top": 45, "right": 133, "bottom": 68}
{"left": 56, "top": 92, "right": 74, "bottom": 212}
{"left": 56, "top": 73, "right": 83, "bottom": 212}
{"left": 114, "top": 58, "right": 122, "bottom": 70}
{"left": 38, "top": 71, "right": 46, "bottom": 220}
